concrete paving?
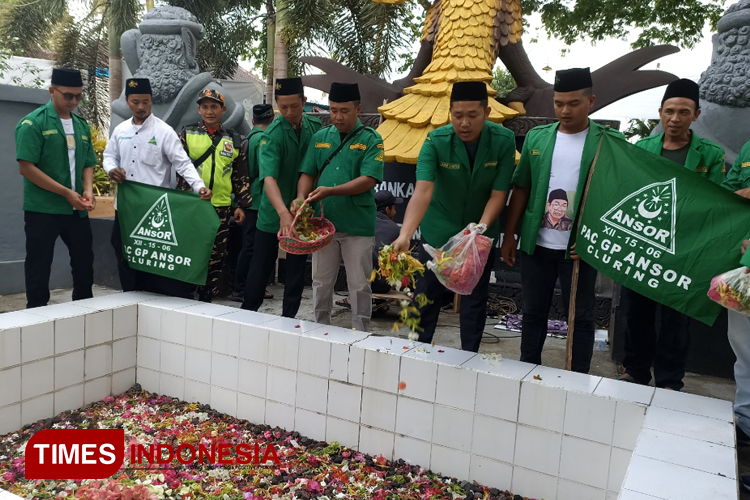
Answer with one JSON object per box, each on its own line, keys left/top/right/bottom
{"left": 2, "top": 284, "right": 748, "bottom": 498}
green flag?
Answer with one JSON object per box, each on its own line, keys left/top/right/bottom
{"left": 576, "top": 134, "right": 750, "bottom": 325}
{"left": 117, "top": 181, "right": 220, "bottom": 285}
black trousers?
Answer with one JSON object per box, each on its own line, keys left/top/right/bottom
{"left": 622, "top": 288, "right": 690, "bottom": 390}
{"left": 234, "top": 209, "right": 259, "bottom": 294}
{"left": 24, "top": 211, "right": 94, "bottom": 309}
{"left": 241, "top": 228, "right": 307, "bottom": 317}
{"left": 519, "top": 246, "right": 597, "bottom": 373}
{"left": 413, "top": 241, "right": 495, "bottom": 352}
{"left": 111, "top": 212, "right": 192, "bottom": 298}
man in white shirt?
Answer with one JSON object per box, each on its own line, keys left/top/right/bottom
{"left": 104, "top": 78, "right": 212, "bottom": 297}
{"left": 503, "top": 68, "right": 623, "bottom": 373}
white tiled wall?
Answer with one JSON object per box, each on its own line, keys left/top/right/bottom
{"left": 0, "top": 292, "right": 152, "bottom": 435}
{"left": 0, "top": 293, "right": 739, "bottom": 500}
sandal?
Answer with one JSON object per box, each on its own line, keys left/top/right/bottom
{"left": 264, "top": 290, "right": 274, "bottom": 300}
{"left": 617, "top": 374, "right": 640, "bottom": 384}
{"left": 336, "top": 298, "right": 352, "bottom": 309}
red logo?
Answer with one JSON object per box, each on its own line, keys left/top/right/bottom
{"left": 25, "top": 429, "right": 125, "bottom": 479}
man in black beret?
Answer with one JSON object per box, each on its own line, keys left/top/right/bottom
{"left": 241, "top": 78, "right": 322, "bottom": 316}
{"left": 296, "top": 82, "right": 384, "bottom": 330}
{"left": 503, "top": 67, "right": 626, "bottom": 373}
{"left": 392, "top": 80, "right": 516, "bottom": 351}
{"left": 233, "top": 104, "right": 277, "bottom": 301}
{"left": 15, "top": 68, "right": 98, "bottom": 308}
{"left": 104, "top": 77, "right": 211, "bottom": 297}
{"left": 619, "top": 78, "right": 726, "bottom": 391}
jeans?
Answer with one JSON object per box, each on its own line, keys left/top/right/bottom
{"left": 241, "top": 228, "right": 307, "bottom": 317}
{"left": 24, "top": 211, "right": 94, "bottom": 308}
{"left": 234, "top": 209, "right": 259, "bottom": 294}
{"left": 622, "top": 288, "right": 690, "bottom": 390}
{"left": 728, "top": 310, "right": 750, "bottom": 436}
{"left": 519, "top": 246, "right": 597, "bottom": 373}
{"left": 413, "top": 241, "right": 495, "bottom": 352}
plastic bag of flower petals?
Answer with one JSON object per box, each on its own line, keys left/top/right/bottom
{"left": 708, "top": 266, "right": 750, "bottom": 316}
{"left": 424, "top": 223, "right": 492, "bottom": 296}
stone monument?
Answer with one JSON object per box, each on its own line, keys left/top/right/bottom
{"left": 110, "top": 6, "right": 250, "bottom": 135}
{"left": 693, "top": 0, "right": 750, "bottom": 164}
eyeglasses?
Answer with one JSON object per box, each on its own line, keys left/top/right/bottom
{"left": 52, "top": 88, "right": 83, "bottom": 102}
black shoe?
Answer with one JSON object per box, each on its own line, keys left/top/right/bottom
{"left": 740, "top": 475, "right": 750, "bottom": 493}
{"left": 737, "top": 426, "right": 750, "bottom": 447}
{"left": 230, "top": 291, "right": 244, "bottom": 302}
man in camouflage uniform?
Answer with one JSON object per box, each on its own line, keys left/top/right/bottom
{"left": 178, "top": 89, "right": 250, "bottom": 301}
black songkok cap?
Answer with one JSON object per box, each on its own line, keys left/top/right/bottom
{"left": 51, "top": 68, "right": 83, "bottom": 87}
{"left": 661, "top": 78, "right": 700, "bottom": 109}
{"left": 275, "top": 77, "right": 304, "bottom": 96}
{"left": 329, "top": 82, "right": 361, "bottom": 103}
{"left": 450, "top": 81, "right": 488, "bottom": 102}
{"left": 125, "top": 78, "right": 152, "bottom": 96}
{"left": 548, "top": 189, "right": 569, "bottom": 203}
{"left": 554, "top": 68, "right": 593, "bottom": 93}
{"left": 253, "top": 104, "right": 274, "bottom": 120}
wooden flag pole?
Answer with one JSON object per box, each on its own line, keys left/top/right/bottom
{"left": 565, "top": 127, "right": 609, "bottom": 371}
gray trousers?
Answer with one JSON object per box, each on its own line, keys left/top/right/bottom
{"left": 312, "top": 232, "right": 374, "bottom": 331}
{"left": 728, "top": 310, "right": 750, "bottom": 435}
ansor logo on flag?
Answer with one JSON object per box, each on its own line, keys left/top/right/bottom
{"left": 600, "top": 179, "right": 677, "bottom": 255}
{"left": 130, "top": 193, "right": 179, "bottom": 246}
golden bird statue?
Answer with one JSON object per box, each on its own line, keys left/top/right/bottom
{"left": 301, "top": 0, "right": 679, "bottom": 164}
{"left": 374, "top": 0, "right": 524, "bottom": 163}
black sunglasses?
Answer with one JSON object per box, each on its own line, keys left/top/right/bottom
{"left": 52, "top": 88, "right": 83, "bottom": 102}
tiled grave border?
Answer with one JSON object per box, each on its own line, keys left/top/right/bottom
{"left": 0, "top": 292, "right": 739, "bottom": 500}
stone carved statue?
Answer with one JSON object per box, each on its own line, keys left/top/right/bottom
{"left": 110, "top": 6, "right": 250, "bottom": 135}
{"left": 699, "top": 0, "right": 750, "bottom": 108}
{"left": 690, "top": 0, "right": 750, "bottom": 164}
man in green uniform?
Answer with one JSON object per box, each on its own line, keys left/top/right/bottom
{"left": 636, "top": 79, "right": 725, "bottom": 184}
{"left": 392, "top": 81, "right": 516, "bottom": 352}
{"left": 233, "top": 104, "right": 276, "bottom": 302}
{"left": 15, "top": 68, "right": 98, "bottom": 308}
{"left": 241, "top": 78, "right": 322, "bottom": 316}
{"left": 296, "top": 82, "right": 384, "bottom": 331}
{"left": 177, "top": 88, "right": 250, "bottom": 302}
{"left": 714, "top": 140, "right": 750, "bottom": 449}
{"left": 620, "top": 79, "right": 726, "bottom": 390}
{"left": 502, "top": 68, "right": 624, "bottom": 373}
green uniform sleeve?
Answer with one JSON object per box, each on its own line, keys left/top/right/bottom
{"left": 723, "top": 152, "right": 746, "bottom": 191}
{"left": 706, "top": 147, "right": 726, "bottom": 186}
{"left": 258, "top": 133, "right": 281, "bottom": 182}
{"left": 247, "top": 136, "right": 259, "bottom": 181}
{"left": 15, "top": 117, "right": 43, "bottom": 164}
{"left": 492, "top": 134, "right": 515, "bottom": 192}
{"left": 85, "top": 124, "right": 98, "bottom": 169}
{"left": 512, "top": 133, "right": 532, "bottom": 188}
{"left": 299, "top": 139, "right": 320, "bottom": 177}
{"left": 415, "top": 136, "right": 439, "bottom": 182}
{"left": 359, "top": 134, "right": 384, "bottom": 182}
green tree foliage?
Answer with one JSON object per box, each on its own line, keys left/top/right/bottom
{"left": 623, "top": 118, "right": 659, "bottom": 141}
{"left": 163, "top": 0, "right": 264, "bottom": 79}
{"left": 0, "top": 50, "right": 45, "bottom": 88}
{"left": 249, "top": 0, "right": 423, "bottom": 79}
{"left": 490, "top": 66, "right": 516, "bottom": 98}
{"left": 523, "top": 0, "right": 724, "bottom": 49}
{"left": 52, "top": 13, "right": 112, "bottom": 129}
